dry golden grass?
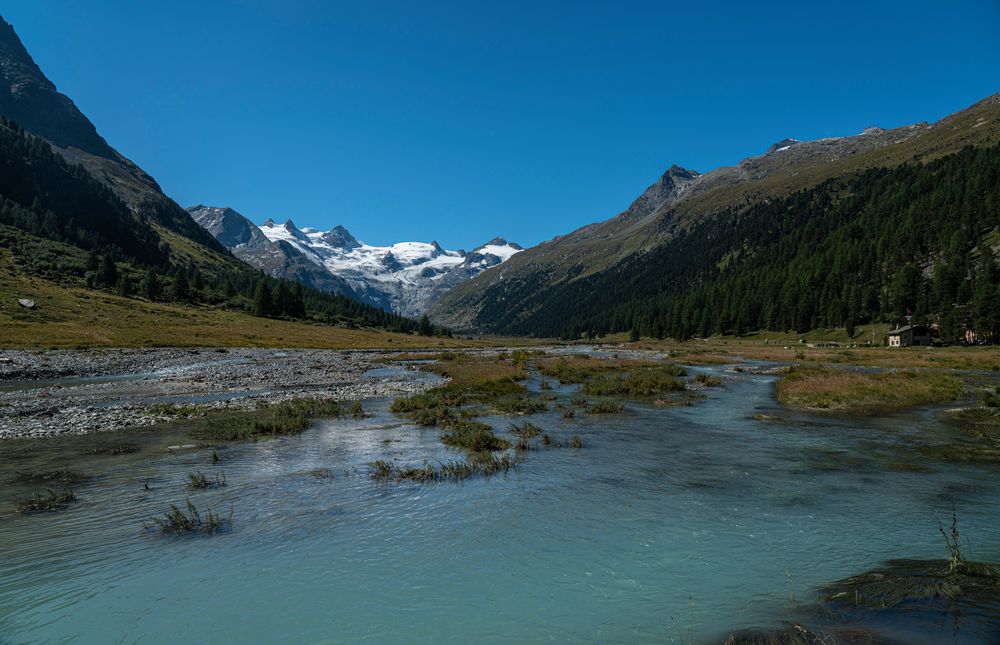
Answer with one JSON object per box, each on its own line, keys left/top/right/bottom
{"left": 419, "top": 353, "right": 527, "bottom": 387}
{"left": 630, "top": 337, "right": 1000, "bottom": 371}
{"left": 535, "top": 354, "right": 660, "bottom": 381}
{"left": 775, "top": 366, "right": 964, "bottom": 415}
{"left": 0, "top": 259, "right": 487, "bottom": 349}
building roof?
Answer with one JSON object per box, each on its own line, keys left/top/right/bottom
{"left": 887, "top": 324, "right": 930, "bottom": 336}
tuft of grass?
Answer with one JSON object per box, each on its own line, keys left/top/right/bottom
{"left": 570, "top": 434, "right": 583, "bottom": 449}
{"left": 189, "top": 398, "right": 346, "bottom": 441}
{"left": 509, "top": 421, "right": 543, "bottom": 438}
{"left": 440, "top": 420, "right": 511, "bottom": 452}
{"left": 493, "top": 397, "right": 547, "bottom": 415}
{"left": 146, "top": 403, "right": 206, "bottom": 417}
{"left": 588, "top": 400, "right": 625, "bottom": 414}
{"left": 369, "top": 453, "right": 519, "bottom": 483}
{"left": 694, "top": 373, "right": 722, "bottom": 387}
{"left": 14, "top": 488, "right": 77, "bottom": 513}
{"left": 938, "top": 504, "right": 966, "bottom": 573}
{"left": 152, "top": 499, "right": 230, "bottom": 535}
{"left": 186, "top": 471, "right": 226, "bottom": 490}
{"left": 348, "top": 400, "right": 368, "bottom": 418}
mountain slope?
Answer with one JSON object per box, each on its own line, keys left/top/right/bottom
{"left": 0, "top": 15, "right": 223, "bottom": 253}
{"left": 432, "top": 91, "right": 1000, "bottom": 334}
{"left": 189, "top": 205, "right": 522, "bottom": 317}
{"left": 0, "top": 15, "right": 422, "bottom": 337}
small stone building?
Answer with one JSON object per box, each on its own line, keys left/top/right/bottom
{"left": 887, "top": 324, "right": 932, "bottom": 347}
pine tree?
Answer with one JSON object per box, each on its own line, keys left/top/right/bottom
{"left": 289, "top": 283, "right": 307, "bottom": 318}
{"left": 418, "top": 314, "right": 432, "bottom": 336}
{"left": 253, "top": 279, "right": 273, "bottom": 317}
{"left": 273, "top": 281, "right": 292, "bottom": 317}
{"left": 142, "top": 268, "right": 161, "bottom": 300}
{"left": 116, "top": 274, "right": 132, "bottom": 297}
{"left": 98, "top": 254, "right": 118, "bottom": 286}
{"left": 171, "top": 270, "right": 190, "bottom": 302}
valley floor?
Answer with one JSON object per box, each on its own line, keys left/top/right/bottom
{"left": 0, "top": 348, "right": 442, "bottom": 439}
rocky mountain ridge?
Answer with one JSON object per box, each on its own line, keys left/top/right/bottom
{"left": 188, "top": 205, "right": 522, "bottom": 316}
{"left": 431, "top": 91, "right": 1000, "bottom": 332}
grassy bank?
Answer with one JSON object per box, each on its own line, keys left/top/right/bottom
{"left": 775, "top": 366, "right": 964, "bottom": 415}
{"left": 626, "top": 331, "right": 1000, "bottom": 371}
{"left": 0, "top": 255, "right": 495, "bottom": 349}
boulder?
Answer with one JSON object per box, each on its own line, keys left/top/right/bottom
{"left": 16, "top": 298, "right": 35, "bottom": 309}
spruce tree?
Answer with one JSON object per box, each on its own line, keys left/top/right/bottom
{"left": 254, "top": 279, "right": 273, "bottom": 317}
{"left": 171, "top": 270, "right": 190, "bottom": 302}
{"left": 418, "top": 314, "right": 432, "bottom": 336}
{"left": 98, "top": 254, "right": 118, "bottom": 286}
{"left": 142, "top": 268, "right": 161, "bottom": 300}
{"left": 116, "top": 274, "right": 132, "bottom": 297}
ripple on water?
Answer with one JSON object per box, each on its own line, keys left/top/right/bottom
{"left": 1, "top": 367, "right": 999, "bottom": 643}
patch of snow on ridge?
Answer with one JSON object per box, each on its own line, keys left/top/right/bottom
{"left": 251, "top": 218, "right": 522, "bottom": 316}
{"left": 475, "top": 244, "right": 521, "bottom": 262}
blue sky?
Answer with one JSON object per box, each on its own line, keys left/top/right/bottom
{"left": 4, "top": 1, "right": 999, "bottom": 248}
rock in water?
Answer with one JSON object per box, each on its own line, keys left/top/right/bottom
{"left": 16, "top": 298, "right": 35, "bottom": 309}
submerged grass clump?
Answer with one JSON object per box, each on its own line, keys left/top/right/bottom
{"left": 821, "top": 558, "right": 1000, "bottom": 616}
{"left": 509, "top": 421, "right": 543, "bottom": 438}
{"left": 83, "top": 443, "right": 139, "bottom": 456}
{"left": 14, "top": 488, "right": 77, "bottom": 514}
{"left": 721, "top": 624, "right": 847, "bottom": 645}
{"left": 821, "top": 511, "right": 1000, "bottom": 619}
{"left": 12, "top": 470, "right": 89, "bottom": 485}
{"left": 189, "top": 398, "right": 347, "bottom": 441}
{"left": 152, "top": 499, "right": 230, "bottom": 535}
{"left": 186, "top": 471, "right": 226, "bottom": 490}
{"left": 368, "top": 453, "right": 519, "bottom": 483}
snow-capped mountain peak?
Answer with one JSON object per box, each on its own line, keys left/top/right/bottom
{"left": 189, "top": 206, "right": 523, "bottom": 316}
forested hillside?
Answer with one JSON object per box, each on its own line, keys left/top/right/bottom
{"left": 431, "top": 92, "right": 1000, "bottom": 336}
{"left": 0, "top": 14, "right": 434, "bottom": 336}
{"left": 0, "top": 116, "right": 420, "bottom": 333}
{"left": 469, "top": 145, "right": 1000, "bottom": 342}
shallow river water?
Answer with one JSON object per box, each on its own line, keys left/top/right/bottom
{"left": 1, "top": 363, "right": 998, "bottom": 643}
